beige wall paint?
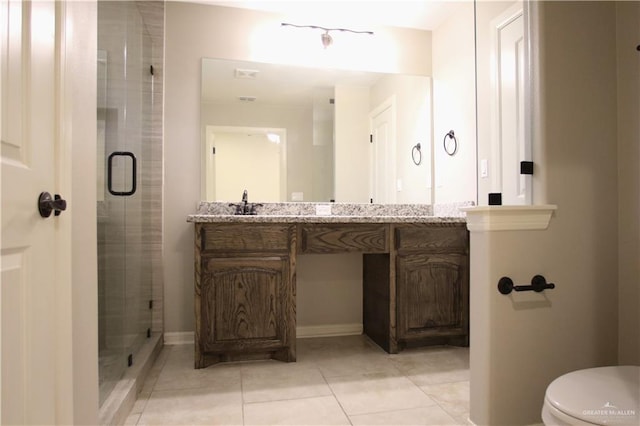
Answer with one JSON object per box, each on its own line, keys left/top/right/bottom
{"left": 297, "top": 254, "right": 363, "bottom": 328}
{"left": 164, "top": 1, "right": 434, "bottom": 333}
{"left": 470, "top": 2, "right": 620, "bottom": 424}
{"left": 616, "top": 1, "right": 640, "bottom": 365}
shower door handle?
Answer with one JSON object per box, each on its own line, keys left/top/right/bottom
{"left": 107, "top": 151, "right": 137, "bottom": 196}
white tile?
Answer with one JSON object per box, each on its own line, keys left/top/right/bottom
{"left": 349, "top": 405, "right": 460, "bottom": 425}
{"left": 241, "top": 361, "right": 332, "bottom": 403}
{"left": 133, "top": 336, "right": 471, "bottom": 425}
{"left": 420, "top": 381, "right": 470, "bottom": 424}
{"left": 308, "top": 341, "right": 399, "bottom": 378}
{"left": 129, "top": 397, "right": 149, "bottom": 416}
{"left": 326, "top": 371, "right": 437, "bottom": 416}
{"left": 153, "top": 346, "right": 242, "bottom": 392}
{"left": 243, "top": 396, "right": 350, "bottom": 425}
{"left": 123, "top": 412, "right": 141, "bottom": 425}
{"left": 137, "top": 387, "right": 243, "bottom": 426}
{"left": 390, "top": 346, "right": 469, "bottom": 386}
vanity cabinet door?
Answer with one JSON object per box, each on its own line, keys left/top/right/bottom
{"left": 200, "top": 256, "right": 290, "bottom": 355}
{"left": 396, "top": 253, "right": 469, "bottom": 345}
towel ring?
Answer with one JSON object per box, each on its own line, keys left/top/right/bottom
{"left": 411, "top": 143, "right": 422, "bottom": 165}
{"left": 443, "top": 130, "right": 458, "bottom": 156}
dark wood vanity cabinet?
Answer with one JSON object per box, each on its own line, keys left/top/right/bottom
{"left": 394, "top": 224, "right": 469, "bottom": 348}
{"left": 195, "top": 223, "right": 296, "bottom": 368}
{"left": 193, "top": 220, "right": 468, "bottom": 367}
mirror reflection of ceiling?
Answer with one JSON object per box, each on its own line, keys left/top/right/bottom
{"left": 201, "top": 59, "right": 385, "bottom": 107}
{"left": 198, "top": 0, "right": 466, "bottom": 109}
{"left": 193, "top": 1, "right": 465, "bottom": 31}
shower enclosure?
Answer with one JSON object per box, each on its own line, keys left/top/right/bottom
{"left": 96, "top": 0, "right": 164, "bottom": 410}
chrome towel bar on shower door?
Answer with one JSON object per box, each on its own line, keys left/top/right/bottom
{"left": 107, "top": 151, "right": 137, "bottom": 196}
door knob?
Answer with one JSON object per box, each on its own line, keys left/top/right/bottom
{"left": 38, "top": 192, "right": 67, "bottom": 218}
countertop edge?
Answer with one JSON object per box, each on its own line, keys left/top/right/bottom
{"left": 187, "top": 215, "right": 466, "bottom": 224}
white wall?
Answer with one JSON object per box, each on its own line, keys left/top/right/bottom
{"left": 616, "top": 1, "right": 640, "bottom": 365}
{"left": 432, "top": 1, "right": 477, "bottom": 204}
{"left": 470, "top": 2, "right": 620, "bottom": 424}
{"left": 164, "top": 1, "right": 434, "bottom": 334}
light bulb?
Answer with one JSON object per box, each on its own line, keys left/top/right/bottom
{"left": 321, "top": 32, "right": 332, "bottom": 49}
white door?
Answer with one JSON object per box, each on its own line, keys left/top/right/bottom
{"left": 1, "top": 0, "right": 75, "bottom": 423}
{"left": 492, "top": 6, "right": 530, "bottom": 205}
{"left": 370, "top": 100, "right": 396, "bottom": 204}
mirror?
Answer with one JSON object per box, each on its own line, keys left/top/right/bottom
{"left": 201, "top": 59, "right": 431, "bottom": 204}
{"left": 475, "top": 0, "right": 533, "bottom": 206}
{"left": 200, "top": 0, "right": 530, "bottom": 205}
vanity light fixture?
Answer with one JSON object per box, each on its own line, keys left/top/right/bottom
{"left": 280, "top": 23, "right": 374, "bottom": 49}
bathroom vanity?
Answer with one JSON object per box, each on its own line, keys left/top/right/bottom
{"left": 188, "top": 203, "right": 469, "bottom": 368}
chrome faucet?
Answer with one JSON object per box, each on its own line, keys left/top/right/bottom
{"left": 242, "top": 189, "right": 249, "bottom": 214}
{"left": 230, "top": 189, "right": 261, "bottom": 215}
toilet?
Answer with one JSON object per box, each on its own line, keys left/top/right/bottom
{"left": 542, "top": 365, "right": 639, "bottom": 425}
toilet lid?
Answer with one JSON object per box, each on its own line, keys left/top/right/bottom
{"left": 545, "top": 366, "right": 639, "bottom": 425}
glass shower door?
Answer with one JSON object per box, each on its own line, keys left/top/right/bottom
{"left": 97, "top": 0, "right": 153, "bottom": 406}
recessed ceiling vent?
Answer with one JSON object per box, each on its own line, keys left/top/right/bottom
{"left": 238, "top": 96, "right": 257, "bottom": 102}
{"left": 234, "top": 68, "right": 260, "bottom": 79}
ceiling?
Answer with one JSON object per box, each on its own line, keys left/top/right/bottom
{"left": 185, "top": 0, "right": 465, "bottom": 31}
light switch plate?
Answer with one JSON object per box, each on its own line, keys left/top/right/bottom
{"left": 291, "top": 192, "right": 304, "bottom": 201}
{"left": 481, "top": 159, "right": 488, "bottom": 178}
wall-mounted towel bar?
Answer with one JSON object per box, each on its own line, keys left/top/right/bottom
{"left": 498, "top": 275, "right": 555, "bottom": 295}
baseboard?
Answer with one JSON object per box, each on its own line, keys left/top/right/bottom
{"left": 296, "top": 323, "right": 363, "bottom": 338}
{"left": 163, "top": 324, "right": 363, "bottom": 345}
{"left": 163, "top": 331, "right": 195, "bottom": 345}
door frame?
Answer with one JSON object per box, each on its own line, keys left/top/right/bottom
{"left": 53, "top": 1, "right": 100, "bottom": 423}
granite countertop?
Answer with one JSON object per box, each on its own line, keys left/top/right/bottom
{"left": 187, "top": 202, "right": 472, "bottom": 224}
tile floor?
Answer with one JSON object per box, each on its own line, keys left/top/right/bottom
{"left": 125, "top": 335, "right": 470, "bottom": 425}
